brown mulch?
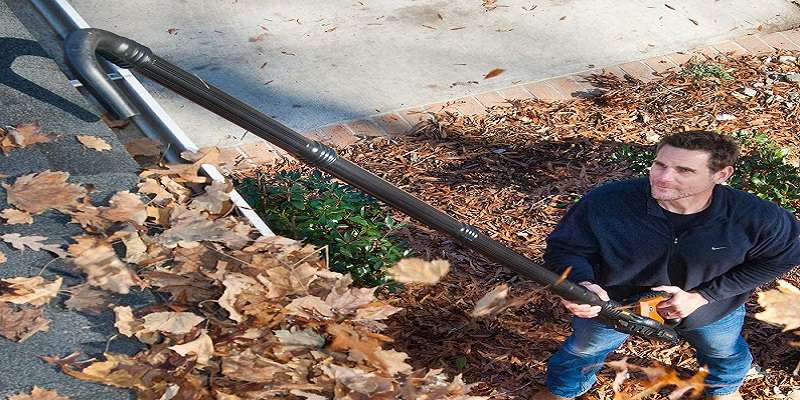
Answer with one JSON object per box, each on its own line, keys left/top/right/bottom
{"left": 252, "top": 51, "right": 800, "bottom": 399}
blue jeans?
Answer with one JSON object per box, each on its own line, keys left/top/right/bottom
{"left": 545, "top": 304, "right": 752, "bottom": 397}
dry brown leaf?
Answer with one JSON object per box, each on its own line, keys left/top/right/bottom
{"left": 284, "top": 295, "right": 334, "bottom": 320}
{"left": 113, "top": 306, "right": 142, "bottom": 337}
{"left": 388, "top": 258, "right": 450, "bottom": 284}
{"left": 66, "top": 203, "right": 108, "bottom": 232}
{"left": 319, "top": 363, "right": 394, "bottom": 395}
{"left": 137, "top": 178, "right": 174, "bottom": 205}
{"left": 99, "top": 191, "right": 147, "bottom": 225}
{"left": 221, "top": 348, "right": 289, "bottom": 383}
{"left": 0, "top": 122, "right": 57, "bottom": 154}
{"left": 189, "top": 179, "right": 231, "bottom": 214}
{"left": 481, "top": 0, "right": 497, "bottom": 10}
{"left": 0, "top": 302, "right": 50, "bottom": 342}
{"left": 756, "top": 280, "right": 800, "bottom": 331}
{"left": 64, "top": 284, "right": 109, "bottom": 314}
{"left": 0, "top": 276, "right": 62, "bottom": 306}
{"left": 258, "top": 263, "right": 318, "bottom": 299}
{"left": 1, "top": 233, "right": 68, "bottom": 258}
{"left": 2, "top": 170, "right": 86, "bottom": 214}
{"left": 1, "top": 208, "right": 33, "bottom": 224}
{"left": 325, "top": 277, "right": 376, "bottom": 315}
{"left": 125, "top": 138, "right": 162, "bottom": 157}
{"left": 59, "top": 353, "right": 165, "bottom": 393}
{"left": 69, "top": 237, "right": 140, "bottom": 294}
{"left": 483, "top": 68, "right": 505, "bottom": 79}
{"left": 0, "top": 251, "right": 5, "bottom": 264}
{"left": 470, "top": 283, "right": 509, "bottom": 317}
{"left": 76, "top": 135, "right": 112, "bottom": 151}
{"left": 274, "top": 326, "right": 325, "bottom": 355}
{"left": 141, "top": 311, "right": 204, "bottom": 334}
{"left": 326, "top": 323, "right": 408, "bottom": 375}
{"left": 353, "top": 304, "right": 403, "bottom": 321}
{"left": 219, "top": 272, "right": 262, "bottom": 322}
{"left": 169, "top": 330, "right": 214, "bottom": 365}
{"left": 7, "top": 386, "right": 71, "bottom": 400}
{"left": 156, "top": 206, "right": 249, "bottom": 249}
{"left": 141, "top": 147, "right": 220, "bottom": 183}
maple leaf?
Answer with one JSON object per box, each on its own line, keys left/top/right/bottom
{"left": 137, "top": 178, "right": 174, "bottom": 205}
{"left": 0, "top": 122, "right": 57, "bottom": 154}
{"left": 7, "top": 386, "right": 71, "bottom": 400}
{"left": 325, "top": 276, "right": 376, "bottom": 315}
{"left": 64, "top": 284, "right": 109, "bottom": 314}
{"left": 471, "top": 283, "right": 509, "bottom": 317}
{"left": 0, "top": 302, "right": 50, "bottom": 342}
{"left": 353, "top": 303, "right": 403, "bottom": 321}
{"left": 1, "top": 233, "right": 68, "bottom": 258}
{"left": 2, "top": 170, "right": 86, "bottom": 214}
{"left": 156, "top": 206, "right": 249, "bottom": 249}
{"left": 189, "top": 179, "right": 231, "bottom": 214}
{"left": 120, "top": 231, "right": 148, "bottom": 264}
{"left": 756, "top": 279, "right": 800, "bottom": 331}
{"left": 607, "top": 359, "right": 707, "bottom": 400}
{"left": 319, "top": 363, "right": 394, "bottom": 395}
{"left": 274, "top": 326, "right": 325, "bottom": 355}
{"left": 169, "top": 330, "right": 214, "bottom": 365}
{"left": 326, "top": 323, "right": 411, "bottom": 375}
{"left": 124, "top": 137, "right": 162, "bottom": 156}
{"left": 76, "top": 135, "right": 112, "bottom": 151}
{"left": 99, "top": 191, "right": 147, "bottom": 225}
{"left": 1, "top": 208, "right": 33, "bottom": 224}
{"left": 59, "top": 353, "right": 166, "bottom": 393}
{"left": 222, "top": 348, "right": 290, "bottom": 383}
{"left": 140, "top": 146, "right": 220, "bottom": 183}
{"left": 141, "top": 311, "right": 204, "bottom": 334}
{"left": 219, "top": 273, "right": 262, "bottom": 322}
{"left": 388, "top": 258, "right": 450, "bottom": 284}
{"left": 284, "top": 295, "right": 334, "bottom": 320}
{"left": 0, "top": 276, "right": 62, "bottom": 306}
{"left": 257, "top": 263, "right": 318, "bottom": 299}
{"left": 69, "top": 236, "right": 141, "bottom": 294}
{"left": 66, "top": 203, "right": 108, "bottom": 232}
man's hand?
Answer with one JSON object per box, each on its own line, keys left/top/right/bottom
{"left": 560, "top": 281, "right": 609, "bottom": 318}
{"left": 652, "top": 285, "right": 709, "bottom": 319}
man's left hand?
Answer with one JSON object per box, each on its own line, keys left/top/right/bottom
{"left": 651, "top": 285, "right": 709, "bottom": 319}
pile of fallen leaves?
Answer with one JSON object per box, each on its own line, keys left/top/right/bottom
{"left": 0, "top": 146, "right": 490, "bottom": 399}
{"left": 248, "top": 51, "right": 800, "bottom": 398}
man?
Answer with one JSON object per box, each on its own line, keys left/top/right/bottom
{"left": 533, "top": 131, "right": 800, "bottom": 400}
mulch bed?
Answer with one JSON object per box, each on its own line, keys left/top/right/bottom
{"left": 253, "top": 50, "right": 800, "bottom": 399}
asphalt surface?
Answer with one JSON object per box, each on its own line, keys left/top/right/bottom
{"left": 1, "top": 1, "right": 149, "bottom": 398}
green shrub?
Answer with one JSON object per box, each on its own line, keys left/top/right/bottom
{"left": 679, "top": 62, "right": 733, "bottom": 81}
{"left": 236, "top": 169, "right": 410, "bottom": 287}
{"left": 612, "top": 131, "right": 800, "bottom": 212}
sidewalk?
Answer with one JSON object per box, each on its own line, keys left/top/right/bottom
{"left": 224, "top": 27, "right": 800, "bottom": 168}
{"left": 61, "top": 0, "right": 800, "bottom": 150}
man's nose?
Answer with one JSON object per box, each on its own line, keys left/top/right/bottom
{"left": 654, "top": 168, "right": 675, "bottom": 183}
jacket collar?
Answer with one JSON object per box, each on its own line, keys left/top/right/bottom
{"left": 644, "top": 179, "right": 728, "bottom": 224}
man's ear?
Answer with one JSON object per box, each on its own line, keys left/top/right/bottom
{"left": 714, "top": 165, "right": 734, "bottom": 184}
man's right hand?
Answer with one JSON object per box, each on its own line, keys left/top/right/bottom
{"left": 560, "top": 281, "right": 610, "bottom": 318}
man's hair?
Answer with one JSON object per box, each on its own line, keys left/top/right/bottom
{"left": 656, "top": 130, "right": 740, "bottom": 172}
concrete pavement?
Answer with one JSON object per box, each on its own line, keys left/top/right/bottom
{"left": 63, "top": 0, "right": 800, "bottom": 148}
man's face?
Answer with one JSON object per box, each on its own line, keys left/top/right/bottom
{"left": 648, "top": 145, "right": 730, "bottom": 201}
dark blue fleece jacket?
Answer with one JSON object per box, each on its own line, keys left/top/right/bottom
{"left": 543, "top": 177, "right": 800, "bottom": 329}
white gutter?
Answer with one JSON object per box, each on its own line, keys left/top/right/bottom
{"left": 30, "top": 0, "right": 274, "bottom": 237}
